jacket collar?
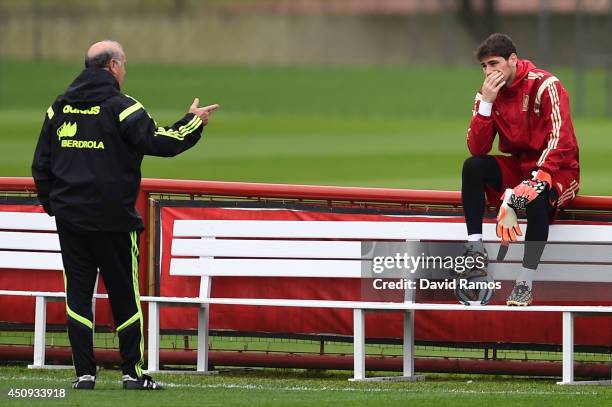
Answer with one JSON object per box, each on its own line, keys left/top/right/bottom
{"left": 507, "top": 59, "right": 536, "bottom": 89}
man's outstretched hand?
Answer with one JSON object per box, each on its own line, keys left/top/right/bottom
{"left": 189, "top": 98, "right": 219, "bottom": 125}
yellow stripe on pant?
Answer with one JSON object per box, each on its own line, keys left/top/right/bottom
{"left": 130, "top": 231, "right": 144, "bottom": 377}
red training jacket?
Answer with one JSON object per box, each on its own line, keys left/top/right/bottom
{"left": 467, "top": 59, "right": 580, "bottom": 200}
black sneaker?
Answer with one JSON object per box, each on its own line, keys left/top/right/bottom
{"left": 506, "top": 282, "right": 533, "bottom": 306}
{"left": 452, "top": 242, "right": 489, "bottom": 278}
{"left": 72, "top": 375, "right": 95, "bottom": 390}
{"left": 122, "top": 374, "right": 162, "bottom": 390}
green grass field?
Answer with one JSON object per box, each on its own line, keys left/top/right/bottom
{"left": 2, "top": 332, "right": 611, "bottom": 406}
{"left": 2, "top": 59, "right": 612, "bottom": 405}
{"left": 1, "top": 59, "right": 612, "bottom": 194}
{"left": 1, "top": 365, "right": 612, "bottom": 407}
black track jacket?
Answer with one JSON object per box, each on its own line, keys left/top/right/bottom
{"left": 32, "top": 68, "right": 204, "bottom": 232}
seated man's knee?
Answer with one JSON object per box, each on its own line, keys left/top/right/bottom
{"left": 525, "top": 190, "right": 550, "bottom": 217}
{"left": 462, "top": 156, "right": 489, "bottom": 179}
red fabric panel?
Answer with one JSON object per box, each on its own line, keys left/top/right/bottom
{"left": 158, "top": 206, "right": 612, "bottom": 346}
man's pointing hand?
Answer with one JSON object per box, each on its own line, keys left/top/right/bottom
{"left": 189, "top": 98, "right": 219, "bottom": 125}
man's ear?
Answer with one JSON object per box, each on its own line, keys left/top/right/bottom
{"left": 508, "top": 53, "right": 518, "bottom": 67}
{"left": 109, "top": 59, "right": 118, "bottom": 74}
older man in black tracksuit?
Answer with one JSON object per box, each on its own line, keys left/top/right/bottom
{"left": 32, "top": 40, "right": 219, "bottom": 390}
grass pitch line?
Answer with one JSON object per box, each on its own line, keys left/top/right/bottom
{"left": 0, "top": 374, "right": 600, "bottom": 396}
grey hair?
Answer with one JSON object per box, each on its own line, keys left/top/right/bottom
{"left": 84, "top": 40, "right": 123, "bottom": 68}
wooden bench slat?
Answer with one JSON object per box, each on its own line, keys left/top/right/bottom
{"left": 171, "top": 239, "right": 362, "bottom": 258}
{"left": 174, "top": 220, "right": 467, "bottom": 239}
{"left": 170, "top": 239, "right": 612, "bottom": 264}
{"left": 485, "top": 243, "right": 612, "bottom": 263}
{"left": 202, "top": 298, "right": 612, "bottom": 313}
{"left": 0, "top": 231, "right": 60, "bottom": 251}
{"left": 170, "top": 258, "right": 363, "bottom": 278}
{"left": 0, "top": 212, "right": 56, "bottom": 231}
{"left": 0, "top": 251, "right": 63, "bottom": 270}
{"left": 170, "top": 257, "right": 612, "bottom": 282}
{"left": 174, "top": 220, "right": 612, "bottom": 243}
{"left": 2, "top": 290, "right": 611, "bottom": 313}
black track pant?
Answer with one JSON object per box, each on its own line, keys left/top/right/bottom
{"left": 56, "top": 220, "right": 144, "bottom": 378}
{"left": 461, "top": 156, "right": 557, "bottom": 269}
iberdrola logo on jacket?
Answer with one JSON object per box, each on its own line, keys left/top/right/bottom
{"left": 57, "top": 121, "right": 105, "bottom": 150}
{"left": 57, "top": 122, "right": 77, "bottom": 140}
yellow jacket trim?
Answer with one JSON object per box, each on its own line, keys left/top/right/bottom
{"left": 119, "top": 102, "right": 144, "bottom": 122}
{"left": 155, "top": 115, "right": 202, "bottom": 141}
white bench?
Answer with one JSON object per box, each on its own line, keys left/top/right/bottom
{"left": 0, "top": 212, "right": 111, "bottom": 369}
{"left": 0, "top": 212, "right": 69, "bottom": 369}
{"left": 2, "top": 212, "right": 612, "bottom": 384}
{"left": 0, "top": 212, "right": 145, "bottom": 369}
{"left": 144, "top": 218, "right": 612, "bottom": 384}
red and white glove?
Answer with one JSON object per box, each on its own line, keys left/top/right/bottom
{"left": 509, "top": 170, "right": 552, "bottom": 210}
{"left": 497, "top": 189, "right": 522, "bottom": 242}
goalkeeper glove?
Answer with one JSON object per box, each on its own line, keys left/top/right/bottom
{"left": 497, "top": 188, "right": 522, "bottom": 242}
{"left": 509, "top": 169, "right": 552, "bottom": 210}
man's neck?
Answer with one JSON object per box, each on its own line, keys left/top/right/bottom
{"left": 505, "top": 69, "right": 517, "bottom": 88}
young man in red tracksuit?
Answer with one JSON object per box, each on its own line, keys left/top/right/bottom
{"left": 461, "top": 33, "right": 580, "bottom": 306}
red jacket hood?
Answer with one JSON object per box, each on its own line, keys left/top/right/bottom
{"left": 509, "top": 59, "right": 536, "bottom": 88}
